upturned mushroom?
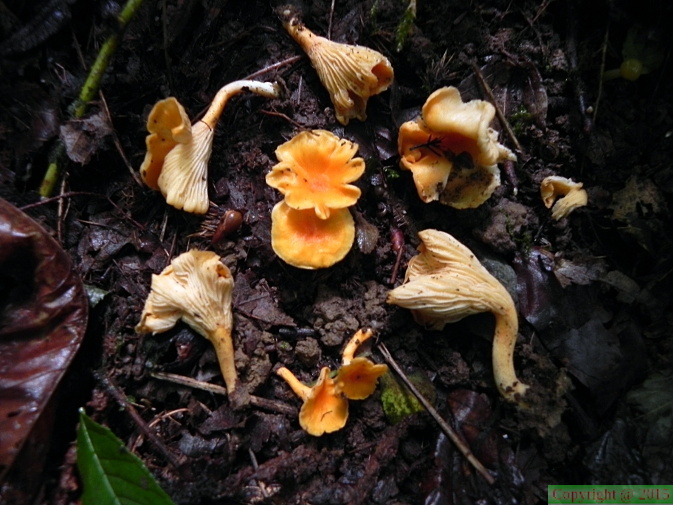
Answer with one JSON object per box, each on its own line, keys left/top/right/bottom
{"left": 540, "top": 175, "right": 588, "bottom": 220}
{"left": 276, "top": 366, "right": 349, "bottom": 436}
{"left": 140, "top": 80, "right": 281, "bottom": 214}
{"left": 266, "top": 130, "right": 365, "bottom": 269}
{"left": 398, "top": 86, "right": 516, "bottom": 208}
{"left": 278, "top": 5, "right": 393, "bottom": 125}
{"left": 337, "top": 329, "right": 388, "bottom": 400}
{"left": 136, "top": 250, "right": 245, "bottom": 406}
{"left": 387, "top": 229, "right": 528, "bottom": 404}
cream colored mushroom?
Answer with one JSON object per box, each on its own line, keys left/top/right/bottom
{"left": 136, "top": 250, "right": 241, "bottom": 401}
{"left": 279, "top": 6, "right": 393, "bottom": 125}
{"left": 387, "top": 229, "right": 528, "bottom": 404}
{"left": 140, "top": 80, "right": 281, "bottom": 214}
{"left": 540, "top": 176, "right": 588, "bottom": 220}
{"left": 398, "top": 86, "right": 516, "bottom": 207}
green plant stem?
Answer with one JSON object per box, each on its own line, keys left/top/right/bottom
{"left": 39, "top": 0, "right": 144, "bottom": 197}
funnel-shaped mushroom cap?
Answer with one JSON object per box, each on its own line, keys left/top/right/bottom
{"left": 136, "top": 250, "right": 240, "bottom": 396}
{"left": 540, "top": 176, "right": 588, "bottom": 220}
{"left": 266, "top": 130, "right": 365, "bottom": 219}
{"left": 277, "top": 366, "right": 349, "bottom": 436}
{"left": 136, "top": 249, "right": 233, "bottom": 337}
{"left": 337, "top": 328, "right": 388, "bottom": 400}
{"left": 157, "top": 121, "right": 214, "bottom": 215}
{"left": 140, "top": 97, "right": 192, "bottom": 190}
{"left": 271, "top": 201, "right": 355, "bottom": 269}
{"left": 398, "top": 87, "right": 515, "bottom": 207}
{"left": 387, "top": 229, "right": 528, "bottom": 403}
{"left": 281, "top": 10, "right": 393, "bottom": 125}
{"left": 336, "top": 358, "right": 388, "bottom": 400}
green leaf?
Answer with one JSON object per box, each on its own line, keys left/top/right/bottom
{"left": 76, "top": 409, "right": 176, "bottom": 505}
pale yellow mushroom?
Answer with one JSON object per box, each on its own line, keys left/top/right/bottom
{"left": 540, "top": 176, "right": 588, "bottom": 220}
{"left": 398, "top": 87, "right": 515, "bottom": 207}
{"left": 140, "top": 80, "right": 281, "bottom": 214}
{"left": 387, "top": 229, "right": 528, "bottom": 404}
{"left": 136, "top": 250, "right": 241, "bottom": 401}
{"left": 279, "top": 6, "right": 393, "bottom": 125}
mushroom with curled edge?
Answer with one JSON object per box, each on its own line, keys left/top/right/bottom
{"left": 540, "top": 175, "right": 588, "bottom": 221}
{"left": 276, "top": 366, "right": 349, "bottom": 436}
{"left": 139, "top": 80, "right": 281, "bottom": 214}
{"left": 336, "top": 328, "right": 389, "bottom": 400}
{"left": 266, "top": 130, "right": 366, "bottom": 269}
{"left": 278, "top": 5, "right": 393, "bottom": 125}
{"left": 387, "top": 229, "right": 529, "bottom": 404}
{"left": 398, "top": 86, "right": 516, "bottom": 208}
{"left": 136, "top": 250, "right": 248, "bottom": 408}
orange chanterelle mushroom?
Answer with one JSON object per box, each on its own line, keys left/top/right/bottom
{"left": 140, "top": 80, "right": 281, "bottom": 214}
{"left": 277, "top": 328, "right": 387, "bottom": 436}
{"left": 398, "top": 86, "right": 516, "bottom": 208}
{"left": 266, "top": 129, "right": 365, "bottom": 269}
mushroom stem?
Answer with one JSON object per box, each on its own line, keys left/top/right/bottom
{"left": 342, "top": 328, "right": 374, "bottom": 365}
{"left": 276, "top": 367, "right": 311, "bottom": 401}
{"left": 201, "top": 80, "right": 281, "bottom": 129}
{"left": 492, "top": 306, "right": 529, "bottom": 403}
{"left": 210, "top": 325, "right": 238, "bottom": 395}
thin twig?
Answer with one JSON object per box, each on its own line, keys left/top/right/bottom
{"left": 470, "top": 61, "right": 524, "bottom": 155}
{"left": 151, "top": 372, "right": 297, "bottom": 416}
{"left": 95, "top": 371, "right": 187, "bottom": 469}
{"left": 244, "top": 55, "right": 302, "bottom": 81}
{"left": 99, "top": 90, "right": 144, "bottom": 187}
{"left": 259, "top": 109, "right": 308, "bottom": 129}
{"left": 327, "top": 0, "right": 336, "bottom": 40}
{"left": 377, "top": 343, "right": 496, "bottom": 485}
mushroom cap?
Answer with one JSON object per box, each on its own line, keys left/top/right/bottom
{"left": 398, "top": 87, "right": 516, "bottom": 207}
{"left": 336, "top": 357, "right": 388, "bottom": 400}
{"left": 299, "top": 367, "right": 349, "bottom": 436}
{"left": 422, "top": 87, "right": 515, "bottom": 167}
{"left": 397, "top": 118, "right": 453, "bottom": 203}
{"left": 266, "top": 130, "right": 365, "bottom": 219}
{"left": 140, "top": 97, "right": 192, "bottom": 190}
{"left": 270, "top": 201, "right": 355, "bottom": 269}
{"left": 283, "top": 20, "right": 393, "bottom": 125}
{"left": 135, "top": 249, "right": 233, "bottom": 339}
{"left": 387, "top": 229, "right": 514, "bottom": 330}
{"left": 157, "top": 121, "right": 214, "bottom": 215}
{"left": 540, "top": 176, "right": 588, "bottom": 220}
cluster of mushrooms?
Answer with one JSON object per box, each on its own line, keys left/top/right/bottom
{"left": 133, "top": 4, "right": 589, "bottom": 434}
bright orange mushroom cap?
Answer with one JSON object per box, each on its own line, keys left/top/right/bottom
{"left": 270, "top": 201, "right": 355, "bottom": 269}
{"left": 336, "top": 357, "right": 388, "bottom": 400}
{"left": 277, "top": 366, "right": 349, "bottom": 436}
{"left": 266, "top": 130, "right": 365, "bottom": 220}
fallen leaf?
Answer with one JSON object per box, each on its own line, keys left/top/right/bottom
{"left": 0, "top": 198, "right": 88, "bottom": 483}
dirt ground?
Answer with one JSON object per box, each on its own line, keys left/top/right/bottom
{"left": 1, "top": 0, "right": 672, "bottom": 503}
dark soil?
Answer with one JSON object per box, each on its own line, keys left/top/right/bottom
{"left": 1, "top": 0, "right": 672, "bottom": 504}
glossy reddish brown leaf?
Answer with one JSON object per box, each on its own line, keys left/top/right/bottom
{"left": 0, "top": 198, "right": 88, "bottom": 481}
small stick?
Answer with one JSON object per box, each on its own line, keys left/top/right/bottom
{"left": 470, "top": 61, "right": 524, "bottom": 155}
{"left": 244, "top": 55, "right": 302, "bottom": 81}
{"left": 95, "top": 371, "right": 186, "bottom": 469}
{"left": 377, "top": 343, "right": 496, "bottom": 485}
{"left": 151, "top": 372, "right": 297, "bottom": 416}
